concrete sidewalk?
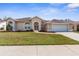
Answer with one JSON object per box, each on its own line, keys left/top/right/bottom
{"left": 0, "top": 45, "right": 79, "bottom": 56}
{"left": 57, "top": 32, "right": 79, "bottom": 41}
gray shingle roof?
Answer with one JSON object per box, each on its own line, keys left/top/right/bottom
{"left": 15, "top": 17, "right": 32, "bottom": 22}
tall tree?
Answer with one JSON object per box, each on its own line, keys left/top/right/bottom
{"left": 6, "top": 24, "right": 13, "bottom": 31}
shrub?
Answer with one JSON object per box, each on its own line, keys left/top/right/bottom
{"left": 0, "top": 27, "right": 4, "bottom": 30}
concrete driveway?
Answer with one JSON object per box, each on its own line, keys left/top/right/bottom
{"left": 0, "top": 45, "right": 79, "bottom": 56}
{"left": 57, "top": 32, "right": 79, "bottom": 41}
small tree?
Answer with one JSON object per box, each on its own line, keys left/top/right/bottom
{"left": 6, "top": 24, "right": 13, "bottom": 31}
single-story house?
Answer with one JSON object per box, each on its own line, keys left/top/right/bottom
{"left": 0, "top": 16, "right": 78, "bottom": 32}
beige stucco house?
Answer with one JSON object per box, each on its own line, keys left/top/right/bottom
{"left": 0, "top": 16, "right": 78, "bottom": 32}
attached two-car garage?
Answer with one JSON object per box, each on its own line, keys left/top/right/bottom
{"left": 52, "top": 24, "right": 68, "bottom": 32}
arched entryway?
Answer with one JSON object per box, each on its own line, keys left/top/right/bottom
{"left": 34, "top": 22, "right": 39, "bottom": 31}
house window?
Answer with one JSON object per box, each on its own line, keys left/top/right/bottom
{"left": 25, "top": 27, "right": 27, "bottom": 29}
{"left": 25, "top": 27, "right": 31, "bottom": 29}
{"left": 25, "top": 26, "right": 31, "bottom": 30}
{"left": 28, "top": 27, "right": 30, "bottom": 29}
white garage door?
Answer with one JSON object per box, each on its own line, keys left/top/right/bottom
{"left": 52, "top": 24, "right": 68, "bottom": 32}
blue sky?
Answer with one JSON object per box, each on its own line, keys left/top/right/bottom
{"left": 0, "top": 3, "right": 79, "bottom": 20}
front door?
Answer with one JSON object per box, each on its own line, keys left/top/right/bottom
{"left": 34, "top": 22, "right": 39, "bottom": 31}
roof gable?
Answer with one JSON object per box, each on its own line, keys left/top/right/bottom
{"left": 31, "top": 16, "right": 43, "bottom": 20}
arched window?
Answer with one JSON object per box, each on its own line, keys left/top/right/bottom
{"left": 8, "top": 21, "right": 13, "bottom": 24}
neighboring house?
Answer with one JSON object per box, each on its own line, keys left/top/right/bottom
{"left": 0, "top": 16, "right": 78, "bottom": 32}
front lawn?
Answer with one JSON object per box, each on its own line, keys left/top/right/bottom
{"left": 0, "top": 32, "right": 78, "bottom": 45}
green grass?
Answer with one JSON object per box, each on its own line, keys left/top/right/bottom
{"left": 0, "top": 32, "right": 78, "bottom": 45}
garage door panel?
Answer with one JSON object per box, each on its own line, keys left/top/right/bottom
{"left": 52, "top": 24, "right": 68, "bottom": 32}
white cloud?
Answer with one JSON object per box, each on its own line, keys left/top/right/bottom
{"left": 36, "top": 7, "right": 61, "bottom": 20}
{"left": 49, "top": 3, "right": 64, "bottom": 6}
{"left": 30, "top": 6, "right": 60, "bottom": 17}
{"left": 39, "top": 7, "right": 60, "bottom": 16}
{"left": 67, "top": 3, "right": 79, "bottom": 9}
{"left": 66, "top": 3, "right": 79, "bottom": 12}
